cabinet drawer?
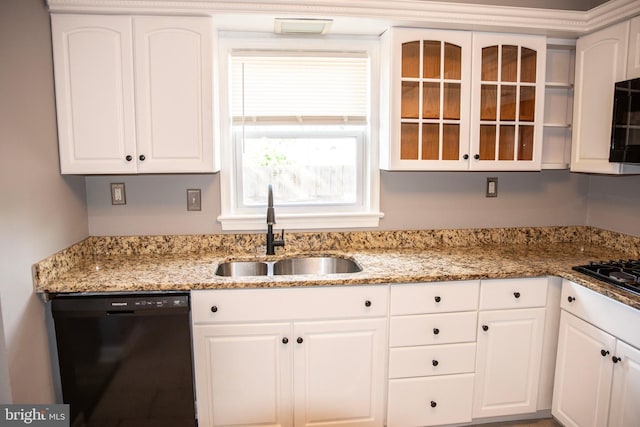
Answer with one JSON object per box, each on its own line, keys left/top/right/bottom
{"left": 387, "top": 374, "right": 474, "bottom": 427}
{"left": 561, "top": 279, "right": 640, "bottom": 349}
{"left": 389, "top": 311, "right": 477, "bottom": 347}
{"left": 191, "top": 285, "right": 388, "bottom": 323}
{"left": 389, "top": 342, "right": 476, "bottom": 378}
{"left": 390, "top": 281, "right": 479, "bottom": 315}
{"left": 479, "top": 277, "right": 548, "bottom": 310}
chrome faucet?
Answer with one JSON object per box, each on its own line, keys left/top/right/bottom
{"left": 266, "top": 185, "right": 285, "bottom": 255}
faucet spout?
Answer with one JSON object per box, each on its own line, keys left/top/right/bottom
{"left": 267, "top": 184, "right": 275, "bottom": 225}
{"left": 266, "top": 185, "right": 284, "bottom": 255}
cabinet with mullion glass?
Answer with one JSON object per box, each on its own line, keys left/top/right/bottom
{"left": 471, "top": 34, "right": 546, "bottom": 170}
{"left": 381, "top": 28, "right": 472, "bottom": 170}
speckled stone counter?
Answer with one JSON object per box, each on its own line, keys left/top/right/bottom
{"left": 33, "top": 226, "right": 640, "bottom": 310}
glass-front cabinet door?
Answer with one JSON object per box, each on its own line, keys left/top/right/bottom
{"left": 381, "top": 28, "right": 472, "bottom": 170}
{"left": 470, "top": 34, "right": 546, "bottom": 170}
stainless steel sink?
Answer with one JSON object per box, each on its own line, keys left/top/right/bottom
{"left": 215, "top": 261, "right": 268, "bottom": 277}
{"left": 273, "top": 256, "right": 361, "bottom": 275}
{"left": 215, "top": 256, "right": 361, "bottom": 277}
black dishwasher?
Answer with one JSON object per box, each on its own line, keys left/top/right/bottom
{"left": 51, "top": 293, "right": 196, "bottom": 427}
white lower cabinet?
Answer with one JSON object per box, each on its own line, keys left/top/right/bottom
{"left": 473, "top": 308, "right": 546, "bottom": 418}
{"left": 473, "top": 278, "right": 548, "bottom": 419}
{"left": 609, "top": 340, "right": 640, "bottom": 427}
{"left": 191, "top": 286, "right": 388, "bottom": 427}
{"left": 387, "top": 281, "right": 480, "bottom": 427}
{"left": 552, "top": 280, "right": 640, "bottom": 427}
{"left": 193, "top": 322, "right": 293, "bottom": 427}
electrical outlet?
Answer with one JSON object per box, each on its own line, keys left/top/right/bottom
{"left": 110, "top": 183, "right": 126, "bottom": 205}
{"left": 187, "top": 189, "right": 201, "bottom": 211}
{"left": 486, "top": 177, "right": 498, "bottom": 198}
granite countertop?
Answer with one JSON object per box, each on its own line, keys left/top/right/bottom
{"left": 32, "top": 226, "right": 640, "bottom": 310}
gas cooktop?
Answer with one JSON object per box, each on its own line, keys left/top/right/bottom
{"left": 573, "top": 259, "right": 640, "bottom": 295}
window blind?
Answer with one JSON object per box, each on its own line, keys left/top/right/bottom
{"left": 230, "top": 51, "right": 369, "bottom": 125}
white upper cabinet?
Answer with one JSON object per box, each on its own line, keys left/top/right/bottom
{"left": 627, "top": 16, "right": 640, "bottom": 80}
{"left": 380, "top": 28, "right": 546, "bottom": 171}
{"left": 570, "top": 19, "right": 640, "bottom": 174}
{"left": 470, "top": 33, "right": 546, "bottom": 171}
{"left": 133, "top": 17, "right": 215, "bottom": 173}
{"left": 51, "top": 14, "right": 217, "bottom": 174}
{"left": 52, "top": 15, "right": 137, "bottom": 174}
{"left": 380, "top": 28, "right": 473, "bottom": 171}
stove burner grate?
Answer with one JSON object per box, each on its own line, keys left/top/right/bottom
{"left": 573, "top": 259, "right": 640, "bottom": 295}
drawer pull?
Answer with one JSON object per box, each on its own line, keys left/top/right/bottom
{"left": 434, "top": 296, "right": 441, "bottom": 303}
{"left": 482, "top": 325, "right": 489, "bottom": 332}
{"left": 210, "top": 305, "right": 218, "bottom": 313}
{"left": 297, "top": 337, "right": 304, "bottom": 344}
{"left": 432, "top": 359, "right": 439, "bottom": 367}
{"left": 365, "top": 300, "right": 372, "bottom": 307}
{"left": 433, "top": 328, "right": 440, "bottom": 335}
{"left": 430, "top": 401, "right": 437, "bottom": 408}
{"left": 513, "top": 292, "right": 521, "bottom": 299}
{"left": 601, "top": 349, "right": 610, "bottom": 357}
{"left": 613, "top": 356, "right": 622, "bottom": 363}
{"left": 568, "top": 296, "right": 576, "bottom": 303}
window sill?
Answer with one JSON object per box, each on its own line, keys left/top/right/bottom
{"left": 218, "top": 211, "right": 384, "bottom": 231}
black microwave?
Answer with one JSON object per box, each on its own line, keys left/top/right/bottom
{"left": 609, "top": 77, "right": 640, "bottom": 163}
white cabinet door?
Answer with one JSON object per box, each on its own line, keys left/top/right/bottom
{"left": 379, "top": 28, "right": 473, "bottom": 171}
{"left": 293, "top": 318, "right": 386, "bottom": 427}
{"left": 470, "top": 33, "right": 546, "bottom": 171}
{"left": 51, "top": 14, "right": 137, "bottom": 174}
{"left": 133, "top": 16, "right": 215, "bottom": 173}
{"left": 609, "top": 340, "right": 640, "bottom": 427}
{"left": 473, "top": 308, "right": 545, "bottom": 418}
{"left": 552, "top": 311, "right": 615, "bottom": 427}
{"left": 192, "top": 323, "right": 293, "bottom": 427}
{"left": 627, "top": 16, "right": 640, "bottom": 79}
{"left": 571, "top": 20, "right": 640, "bottom": 174}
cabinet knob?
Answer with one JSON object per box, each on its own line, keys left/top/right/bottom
{"left": 474, "top": 154, "right": 480, "bottom": 160}
{"left": 430, "top": 401, "right": 437, "bottom": 408}
{"left": 125, "top": 155, "right": 133, "bottom": 162}
{"left": 568, "top": 296, "right": 576, "bottom": 303}
{"left": 613, "top": 356, "right": 622, "bottom": 363}
{"left": 365, "top": 300, "right": 372, "bottom": 307}
{"left": 463, "top": 154, "right": 469, "bottom": 160}
{"left": 432, "top": 360, "right": 439, "bottom": 367}
{"left": 139, "top": 154, "right": 146, "bottom": 161}
{"left": 282, "top": 337, "right": 289, "bottom": 344}
{"left": 297, "top": 337, "right": 304, "bottom": 344}
{"left": 210, "top": 305, "right": 218, "bottom": 313}
{"left": 433, "top": 328, "right": 440, "bottom": 335}
{"left": 601, "top": 349, "right": 610, "bottom": 357}
{"left": 514, "top": 292, "right": 521, "bottom": 299}
{"left": 482, "top": 325, "right": 489, "bottom": 332}
{"left": 434, "top": 296, "right": 441, "bottom": 303}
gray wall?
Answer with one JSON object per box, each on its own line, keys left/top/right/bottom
{"left": 0, "top": 0, "right": 88, "bottom": 403}
{"left": 586, "top": 174, "right": 640, "bottom": 237}
{"left": 86, "top": 170, "right": 590, "bottom": 235}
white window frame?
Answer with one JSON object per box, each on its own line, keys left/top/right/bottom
{"left": 217, "top": 33, "right": 383, "bottom": 231}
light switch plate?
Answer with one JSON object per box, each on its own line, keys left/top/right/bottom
{"left": 486, "top": 177, "right": 498, "bottom": 198}
{"left": 110, "top": 183, "right": 126, "bottom": 205}
{"left": 187, "top": 189, "right": 201, "bottom": 211}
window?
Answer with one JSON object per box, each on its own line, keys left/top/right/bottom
{"left": 218, "top": 36, "right": 382, "bottom": 230}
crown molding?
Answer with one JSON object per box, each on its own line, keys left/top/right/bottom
{"left": 46, "top": 0, "right": 640, "bottom": 37}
